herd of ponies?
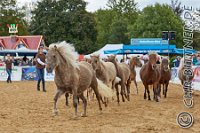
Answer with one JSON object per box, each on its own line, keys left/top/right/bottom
{"left": 44, "top": 41, "right": 192, "bottom": 118}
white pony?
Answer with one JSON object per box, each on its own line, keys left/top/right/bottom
{"left": 178, "top": 58, "right": 194, "bottom": 85}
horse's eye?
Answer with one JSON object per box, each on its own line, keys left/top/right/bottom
{"left": 95, "top": 60, "right": 97, "bottom": 63}
{"left": 53, "top": 55, "right": 56, "bottom": 58}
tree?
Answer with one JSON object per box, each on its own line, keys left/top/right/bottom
{"left": 108, "top": 19, "right": 129, "bottom": 44}
{"left": 192, "top": 9, "right": 200, "bottom": 50}
{"left": 29, "top": 0, "right": 97, "bottom": 54}
{"left": 94, "top": 9, "right": 117, "bottom": 48}
{"left": 107, "top": 0, "right": 138, "bottom": 25}
{"left": 131, "top": 3, "right": 183, "bottom": 48}
{"left": 94, "top": 0, "right": 138, "bottom": 47}
{"left": 0, "top": 0, "right": 28, "bottom": 36}
{"left": 170, "top": 0, "right": 183, "bottom": 17}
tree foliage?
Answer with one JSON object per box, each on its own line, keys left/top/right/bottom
{"left": 29, "top": 0, "right": 97, "bottom": 54}
{"left": 95, "top": 0, "right": 138, "bottom": 47}
{"left": 131, "top": 3, "right": 183, "bottom": 47}
{"left": 0, "top": 0, "right": 28, "bottom": 36}
{"left": 170, "top": 0, "right": 183, "bottom": 17}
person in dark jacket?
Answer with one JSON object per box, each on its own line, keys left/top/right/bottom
{"left": 5, "top": 54, "right": 13, "bottom": 83}
{"left": 36, "top": 46, "right": 46, "bottom": 92}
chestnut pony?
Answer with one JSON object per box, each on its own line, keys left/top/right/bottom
{"left": 140, "top": 52, "right": 161, "bottom": 102}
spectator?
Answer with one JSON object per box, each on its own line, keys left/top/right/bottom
{"left": 125, "top": 57, "right": 130, "bottom": 65}
{"left": 141, "top": 54, "right": 149, "bottom": 64}
{"left": 173, "top": 56, "right": 181, "bottom": 67}
{"left": 193, "top": 54, "right": 198, "bottom": 65}
{"left": 195, "top": 55, "right": 200, "bottom": 65}
{"left": 5, "top": 54, "right": 13, "bottom": 83}
{"left": 0, "top": 59, "right": 4, "bottom": 66}
{"left": 120, "top": 58, "right": 124, "bottom": 63}
{"left": 156, "top": 55, "right": 161, "bottom": 64}
{"left": 36, "top": 46, "right": 46, "bottom": 92}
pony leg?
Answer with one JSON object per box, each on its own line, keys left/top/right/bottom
{"left": 87, "top": 88, "right": 92, "bottom": 101}
{"left": 115, "top": 83, "right": 120, "bottom": 104}
{"left": 153, "top": 83, "right": 159, "bottom": 102}
{"left": 92, "top": 85, "right": 102, "bottom": 111}
{"left": 65, "top": 93, "right": 69, "bottom": 106}
{"left": 134, "top": 79, "right": 138, "bottom": 94}
{"left": 121, "top": 83, "right": 126, "bottom": 102}
{"left": 157, "top": 83, "right": 161, "bottom": 98}
{"left": 126, "top": 77, "right": 131, "bottom": 101}
{"left": 146, "top": 85, "right": 151, "bottom": 101}
{"left": 162, "top": 84, "right": 165, "bottom": 96}
{"left": 72, "top": 88, "right": 78, "bottom": 117}
{"left": 53, "top": 89, "right": 64, "bottom": 115}
{"left": 144, "top": 84, "right": 147, "bottom": 100}
{"left": 164, "top": 83, "right": 169, "bottom": 98}
{"left": 79, "top": 93, "right": 87, "bottom": 117}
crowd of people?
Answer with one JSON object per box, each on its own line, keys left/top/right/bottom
{"left": 0, "top": 55, "right": 36, "bottom": 67}
{"left": 1, "top": 46, "right": 46, "bottom": 92}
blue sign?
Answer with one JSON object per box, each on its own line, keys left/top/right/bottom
{"left": 22, "top": 67, "right": 38, "bottom": 81}
{"left": 131, "top": 38, "right": 169, "bottom": 45}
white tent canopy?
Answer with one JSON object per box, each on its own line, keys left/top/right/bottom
{"left": 85, "top": 44, "right": 123, "bottom": 59}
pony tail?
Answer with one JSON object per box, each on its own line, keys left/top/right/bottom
{"left": 97, "top": 78, "right": 114, "bottom": 98}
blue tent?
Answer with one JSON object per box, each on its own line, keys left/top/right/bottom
{"left": 104, "top": 38, "right": 196, "bottom": 55}
{"left": 104, "top": 45, "right": 196, "bottom": 55}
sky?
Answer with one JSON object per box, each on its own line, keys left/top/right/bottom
{"left": 17, "top": 0, "right": 200, "bottom": 12}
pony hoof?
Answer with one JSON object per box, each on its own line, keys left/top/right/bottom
{"left": 53, "top": 110, "right": 58, "bottom": 116}
{"left": 155, "top": 99, "right": 159, "bottom": 102}
{"left": 148, "top": 98, "right": 151, "bottom": 101}
{"left": 99, "top": 107, "right": 102, "bottom": 111}
{"left": 73, "top": 115, "right": 79, "bottom": 120}
{"left": 158, "top": 96, "right": 161, "bottom": 101}
{"left": 99, "top": 111, "right": 103, "bottom": 115}
{"left": 81, "top": 113, "right": 87, "bottom": 117}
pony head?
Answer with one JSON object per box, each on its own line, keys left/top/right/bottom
{"left": 107, "top": 55, "right": 116, "bottom": 63}
{"left": 130, "top": 56, "right": 143, "bottom": 67}
{"left": 90, "top": 55, "right": 100, "bottom": 70}
{"left": 148, "top": 52, "right": 157, "bottom": 70}
{"left": 46, "top": 41, "right": 78, "bottom": 73}
{"left": 178, "top": 57, "right": 184, "bottom": 71}
{"left": 161, "top": 58, "right": 169, "bottom": 71}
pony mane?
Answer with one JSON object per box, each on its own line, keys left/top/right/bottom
{"left": 49, "top": 41, "right": 79, "bottom": 68}
{"left": 178, "top": 58, "right": 184, "bottom": 71}
{"left": 148, "top": 51, "right": 157, "bottom": 56}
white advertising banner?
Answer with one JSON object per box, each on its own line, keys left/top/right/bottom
{"left": 0, "top": 66, "right": 22, "bottom": 81}
{"left": 44, "top": 69, "right": 55, "bottom": 81}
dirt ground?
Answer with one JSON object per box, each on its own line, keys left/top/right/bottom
{"left": 0, "top": 81, "right": 200, "bottom": 133}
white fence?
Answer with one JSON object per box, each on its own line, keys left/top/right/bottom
{"left": 0, "top": 66, "right": 199, "bottom": 90}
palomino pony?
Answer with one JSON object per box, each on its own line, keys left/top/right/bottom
{"left": 129, "top": 56, "right": 143, "bottom": 94}
{"left": 90, "top": 55, "right": 118, "bottom": 90}
{"left": 90, "top": 55, "right": 118, "bottom": 106}
{"left": 158, "top": 58, "right": 171, "bottom": 98}
{"left": 107, "top": 55, "right": 131, "bottom": 103}
{"left": 140, "top": 52, "right": 161, "bottom": 102}
{"left": 46, "top": 41, "right": 113, "bottom": 117}
{"left": 178, "top": 58, "right": 194, "bottom": 85}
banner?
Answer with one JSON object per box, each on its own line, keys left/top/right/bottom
{"left": 44, "top": 69, "right": 55, "bottom": 81}
{"left": 0, "top": 67, "right": 22, "bottom": 81}
{"left": 22, "top": 67, "right": 38, "bottom": 81}
{"left": 193, "top": 67, "right": 200, "bottom": 82}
